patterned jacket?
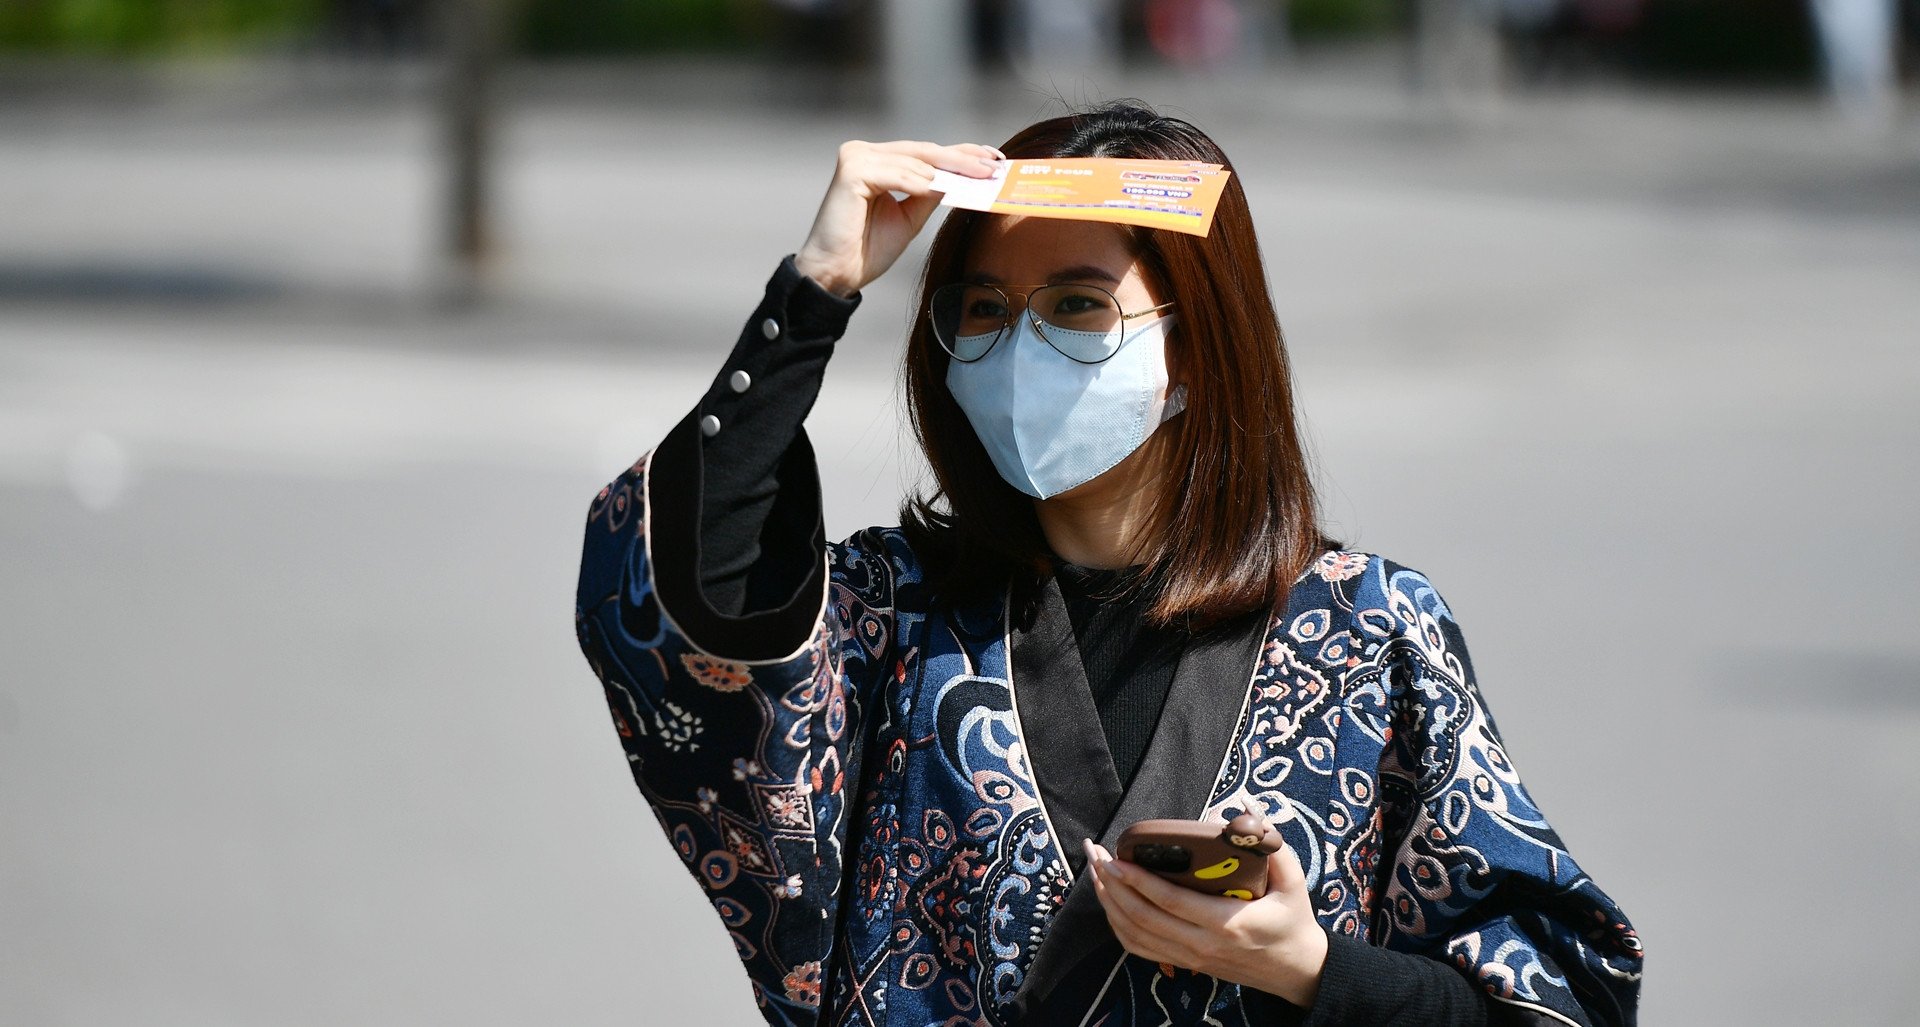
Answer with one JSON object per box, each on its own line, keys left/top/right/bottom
{"left": 573, "top": 422, "right": 1643, "bottom": 1026}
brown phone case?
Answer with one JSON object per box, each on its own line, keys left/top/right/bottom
{"left": 1113, "top": 812, "right": 1284, "bottom": 900}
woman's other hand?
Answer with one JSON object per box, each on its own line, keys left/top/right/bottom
{"left": 1083, "top": 837, "right": 1331, "bottom": 1009}
{"left": 793, "top": 140, "right": 1002, "bottom": 299}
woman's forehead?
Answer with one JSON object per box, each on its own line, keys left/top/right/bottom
{"left": 963, "top": 216, "right": 1140, "bottom": 284}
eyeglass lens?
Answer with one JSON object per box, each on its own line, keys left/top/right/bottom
{"left": 931, "top": 283, "right": 1133, "bottom": 363}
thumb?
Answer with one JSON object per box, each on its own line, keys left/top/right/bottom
{"left": 900, "top": 191, "right": 942, "bottom": 235}
{"left": 1266, "top": 845, "right": 1307, "bottom": 897}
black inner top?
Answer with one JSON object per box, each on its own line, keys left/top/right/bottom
{"left": 1051, "top": 559, "right": 1181, "bottom": 791}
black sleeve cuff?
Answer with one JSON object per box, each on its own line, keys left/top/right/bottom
{"left": 649, "top": 407, "right": 830, "bottom": 661}
{"left": 773, "top": 252, "right": 863, "bottom": 337}
{"left": 643, "top": 255, "right": 860, "bottom": 661}
{"left": 1294, "top": 931, "right": 1489, "bottom": 1027}
{"left": 692, "top": 254, "right": 861, "bottom": 439}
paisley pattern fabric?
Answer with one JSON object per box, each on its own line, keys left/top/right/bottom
{"left": 574, "top": 453, "right": 1643, "bottom": 1027}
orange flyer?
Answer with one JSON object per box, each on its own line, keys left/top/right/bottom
{"left": 930, "top": 158, "right": 1233, "bottom": 237}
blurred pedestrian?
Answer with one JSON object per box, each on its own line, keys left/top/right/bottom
{"left": 1809, "top": 0, "right": 1902, "bottom": 125}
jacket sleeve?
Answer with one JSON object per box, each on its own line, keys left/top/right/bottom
{"left": 572, "top": 259, "right": 907, "bottom": 1026}
{"left": 1361, "top": 560, "right": 1644, "bottom": 1027}
{"left": 1291, "top": 929, "right": 1496, "bottom": 1025}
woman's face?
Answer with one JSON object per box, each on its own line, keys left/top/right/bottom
{"left": 958, "top": 215, "right": 1180, "bottom": 504}
{"left": 960, "top": 215, "right": 1168, "bottom": 333}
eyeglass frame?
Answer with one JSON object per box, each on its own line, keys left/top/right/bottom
{"left": 928, "top": 282, "right": 1177, "bottom": 366}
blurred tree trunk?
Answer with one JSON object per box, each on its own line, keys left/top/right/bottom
{"left": 439, "top": 0, "right": 513, "bottom": 305}
{"left": 884, "top": 0, "right": 973, "bottom": 140}
{"left": 1410, "top": 0, "right": 1506, "bottom": 120}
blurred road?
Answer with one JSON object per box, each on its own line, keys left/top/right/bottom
{"left": 3, "top": 53, "right": 1919, "bottom": 1025}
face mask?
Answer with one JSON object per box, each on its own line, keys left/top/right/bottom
{"left": 945, "top": 312, "right": 1186, "bottom": 500}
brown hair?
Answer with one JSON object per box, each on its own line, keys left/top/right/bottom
{"left": 899, "top": 101, "right": 1330, "bottom": 631}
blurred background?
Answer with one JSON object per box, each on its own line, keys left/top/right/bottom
{"left": 3, "top": 1, "right": 1918, "bottom": 1024}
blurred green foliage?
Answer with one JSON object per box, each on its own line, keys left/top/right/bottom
{"left": 0, "top": 0, "right": 1833, "bottom": 84}
{"left": 518, "top": 0, "right": 759, "bottom": 55}
{"left": 0, "top": 0, "right": 324, "bottom": 54}
{"left": 1288, "top": 0, "right": 1397, "bottom": 37}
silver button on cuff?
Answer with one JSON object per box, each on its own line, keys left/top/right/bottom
{"left": 759, "top": 317, "right": 780, "bottom": 340}
{"left": 699, "top": 414, "right": 721, "bottom": 437}
{"left": 729, "top": 370, "right": 752, "bottom": 393}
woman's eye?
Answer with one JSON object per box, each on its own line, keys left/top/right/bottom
{"left": 967, "top": 301, "right": 1007, "bottom": 318}
{"left": 1055, "top": 294, "right": 1111, "bottom": 314}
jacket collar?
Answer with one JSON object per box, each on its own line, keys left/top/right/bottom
{"left": 1005, "top": 571, "right": 1274, "bottom": 1020}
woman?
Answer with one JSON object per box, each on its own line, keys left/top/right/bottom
{"left": 574, "top": 103, "right": 1642, "bottom": 1026}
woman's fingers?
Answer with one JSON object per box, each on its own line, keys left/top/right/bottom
{"left": 1266, "top": 846, "right": 1306, "bottom": 897}
{"left": 859, "top": 153, "right": 939, "bottom": 196}
{"left": 1099, "top": 889, "right": 1172, "bottom": 963}
{"left": 1116, "top": 856, "right": 1230, "bottom": 927}
{"left": 861, "top": 139, "right": 1001, "bottom": 177}
{"left": 795, "top": 138, "right": 1000, "bottom": 297}
{"left": 1089, "top": 850, "right": 1175, "bottom": 962}
{"left": 897, "top": 192, "right": 945, "bottom": 235}
{"left": 1092, "top": 859, "right": 1217, "bottom": 955}
{"left": 855, "top": 156, "right": 943, "bottom": 234}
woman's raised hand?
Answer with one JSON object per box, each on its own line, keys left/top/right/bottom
{"left": 793, "top": 140, "right": 1003, "bottom": 299}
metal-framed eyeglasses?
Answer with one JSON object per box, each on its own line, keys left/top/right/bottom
{"left": 929, "top": 282, "right": 1177, "bottom": 365}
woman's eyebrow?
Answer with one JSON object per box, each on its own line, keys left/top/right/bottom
{"left": 1047, "top": 264, "right": 1121, "bottom": 285}
{"left": 963, "top": 265, "right": 1122, "bottom": 286}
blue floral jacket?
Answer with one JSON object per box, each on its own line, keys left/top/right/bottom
{"left": 574, "top": 444, "right": 1643, "bottom": 1026}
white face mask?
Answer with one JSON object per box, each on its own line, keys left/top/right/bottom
{"left": 944, "top": 312, "right": 1186, "bottom": 500}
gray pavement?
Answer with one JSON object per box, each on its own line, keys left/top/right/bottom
{"left": 3, "top": 53, "right": 1919, "bottom": 1025}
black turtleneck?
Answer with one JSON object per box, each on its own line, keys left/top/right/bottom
{"left": 1052, "top": 561, "right": 1182, "bottom": 791}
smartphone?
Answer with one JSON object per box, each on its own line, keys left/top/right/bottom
{"left": 1113, "top": 812, "right": 1283, "bottom": 900}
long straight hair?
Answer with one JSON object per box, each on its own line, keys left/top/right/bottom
{"left": 900, "top": 101, "right": 1328, "bottom": 631}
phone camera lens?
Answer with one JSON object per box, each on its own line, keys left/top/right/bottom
{"left": 1132, "top": 844, "right": 1191, "bottom": 873}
